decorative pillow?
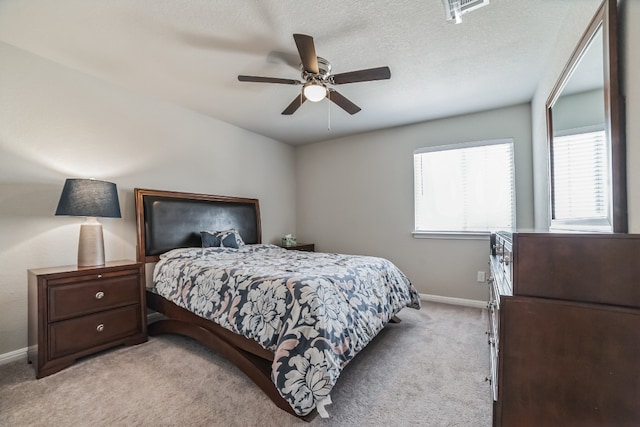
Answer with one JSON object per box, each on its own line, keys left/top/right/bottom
{"left": 200, "top": 231, "right": 221, "bottom": 248}
{"left": 200, "top": 229, "right": 245, "bottom": 249}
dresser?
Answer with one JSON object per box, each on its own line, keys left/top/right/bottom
{"left": 28, "top": 260, "right": 147, "bottom": 378}
{"left": 488, "top": 232, "right": 640, "bottom": 426}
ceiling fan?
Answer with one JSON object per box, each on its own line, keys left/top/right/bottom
{"left": 238, "top": 34, "right": 391, "bottom": 115}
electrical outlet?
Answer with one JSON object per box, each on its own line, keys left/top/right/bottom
{"left": 477, "top": 271, "right": 486, "bottom": 282}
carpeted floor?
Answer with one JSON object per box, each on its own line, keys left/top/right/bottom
{"left": 0, "top": 302, "right": 491, "bottom": 427}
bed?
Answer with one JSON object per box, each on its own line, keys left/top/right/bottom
{"left": 134, "top": 188, "right": 421, "bottom": 419}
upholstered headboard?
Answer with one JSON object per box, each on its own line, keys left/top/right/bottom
{"left": 134, "top": 188, "right": 261, "bottom": 263}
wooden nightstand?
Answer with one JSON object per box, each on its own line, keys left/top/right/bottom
{"left": 282, "top": 243, "right": 315, "bottom": 252}
{"left": 27, "top": 260, "right": 147, "bottom": 378}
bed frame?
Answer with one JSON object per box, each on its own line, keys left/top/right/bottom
{"left": 133, "top": 188, "right": 304, "bottom": 416}
{"left": 134, "top": 188, "right": 399, "bottom": 420}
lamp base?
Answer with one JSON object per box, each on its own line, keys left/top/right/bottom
{"left": 78, "top": 217, "right": 105, "bottom": 267}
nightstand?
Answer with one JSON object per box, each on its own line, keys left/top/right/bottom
{"left": 282, "top": 243, "right": 315, "bottom": 252}
{"left": 27, "top": 260, "right": 147, "bottom": 378}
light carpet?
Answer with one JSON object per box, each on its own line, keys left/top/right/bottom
{"left": 0, "top": 302, "right": 491, "bottom": 426}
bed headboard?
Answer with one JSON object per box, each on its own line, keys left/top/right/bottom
{"left": 134, "top": 188, "right": 261, "bottom": 263}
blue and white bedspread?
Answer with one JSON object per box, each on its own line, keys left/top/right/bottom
{"left": 153, "top": 244, "right": 421, "bottom": 416}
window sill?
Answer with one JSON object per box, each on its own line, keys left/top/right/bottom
{"left": 412, "top": 231, "right": 491, "bottom": 240}
{"left": 550, "top": 219, "right": 612, "bottom": 233}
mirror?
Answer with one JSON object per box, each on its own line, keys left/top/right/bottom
{"left": 546, "top": 0, "right": 626, "bottom": 233}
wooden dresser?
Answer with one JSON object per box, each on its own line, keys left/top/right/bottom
{"left": 28, "top": 260, "right": 147, "bottom": 378}
{"left": 488, "top": 232, "right": 640, "bottom": 427}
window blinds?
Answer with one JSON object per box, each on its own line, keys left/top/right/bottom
{"left": 552, "top": 130, "right": 608, "bottom": 220}
{"left": 414, "top": 139, "right": 515, "bottom": 233}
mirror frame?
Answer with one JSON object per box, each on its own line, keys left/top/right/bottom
{"left": 546, "top": 0, "right": 626, "bottom": 233}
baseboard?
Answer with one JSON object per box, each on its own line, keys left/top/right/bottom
{"left": 420, "top": 293, "right": 487, "bottom": 309}
{"left": 0, "top": 346, "right": 27, "bottom": 366}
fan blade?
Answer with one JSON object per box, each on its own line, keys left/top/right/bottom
{"left": 282, "top": 94, "right": 307, "bottom": 115}
{"left": 332, "top": 66, "right": 391, "bottom": 84}
{"left": 328, "top": 89, "right": 361, "bottom": 115}
{"left": 293, "top": 34, "right": 319, "bottom": 74}
{"left": 238, "top": 75, "right": 300, "bottom": 85}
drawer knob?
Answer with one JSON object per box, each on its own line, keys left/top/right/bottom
{"left": 97, "top": 274, "right": 103, "bottom": 279}
{"left": 96, "top": 324, "right": 104, "bottom": 332}
{"left": 95, "top": 291, "right": 105, "bottom": 300}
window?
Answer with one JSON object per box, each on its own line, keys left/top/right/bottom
{"left": 550, "top": 128, "right": 611, "bottom": 231}
{"left": 414, "top": 139, "right": 515, "bottom": 235}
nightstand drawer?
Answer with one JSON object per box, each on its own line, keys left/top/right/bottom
{"left": 48, "top": 273, "right": 140, "bottom": 322}
{"left": 48, "top": 304, "right": 142, "bottom": 359}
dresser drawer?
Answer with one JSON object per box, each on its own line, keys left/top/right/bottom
{"left": 491, "top": 234, "right": 513, "bottom": 295}
{"left": 488, "top": 275, "right": 500, "bottom": 401}
{"left": 48, "top": 273, "right": 141, "bottom": 322}
{"left": 48, "top": 304, "right": 142, "bottom": 359}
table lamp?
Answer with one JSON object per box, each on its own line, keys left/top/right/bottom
{"left": 55, "top": 178, "right": 121, "bottom": 267}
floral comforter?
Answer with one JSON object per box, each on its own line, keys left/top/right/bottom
{"left": 153, "top": 244, "right": 421, "bottom": 416}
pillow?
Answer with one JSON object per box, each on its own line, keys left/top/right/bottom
{"left": 200, "top": 229, "right": 245, "bottom": 249}
{"left": 200, "top": 231, "right": 221, "bottom": 248}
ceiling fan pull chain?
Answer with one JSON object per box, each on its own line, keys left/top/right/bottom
{"left": 327, "top": 91, "right": 331, "bottom": 131}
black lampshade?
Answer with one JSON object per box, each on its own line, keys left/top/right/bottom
{"left": 55, "top": 179, "right": 121, "bottom": 218}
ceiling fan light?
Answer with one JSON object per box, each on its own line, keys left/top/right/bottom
{"left": 303, "top": 82, "right": 327, "bottom": 102}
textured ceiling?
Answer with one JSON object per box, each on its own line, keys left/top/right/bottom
{"left": 0, "top": 0, "right": 592, "bottom": 145}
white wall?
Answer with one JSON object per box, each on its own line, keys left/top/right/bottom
{"left": 0, "top": 43, "right": 296, "bottom": 356}
{"left": 552, "top": 89, "right": 605, "bottom": 133}
{"left": 295, "top": 104, "right": 533, "bottom": 301}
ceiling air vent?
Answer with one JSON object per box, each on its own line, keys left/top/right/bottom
{"left": 442, "top": 0, "right": 490, "bottom": 24}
